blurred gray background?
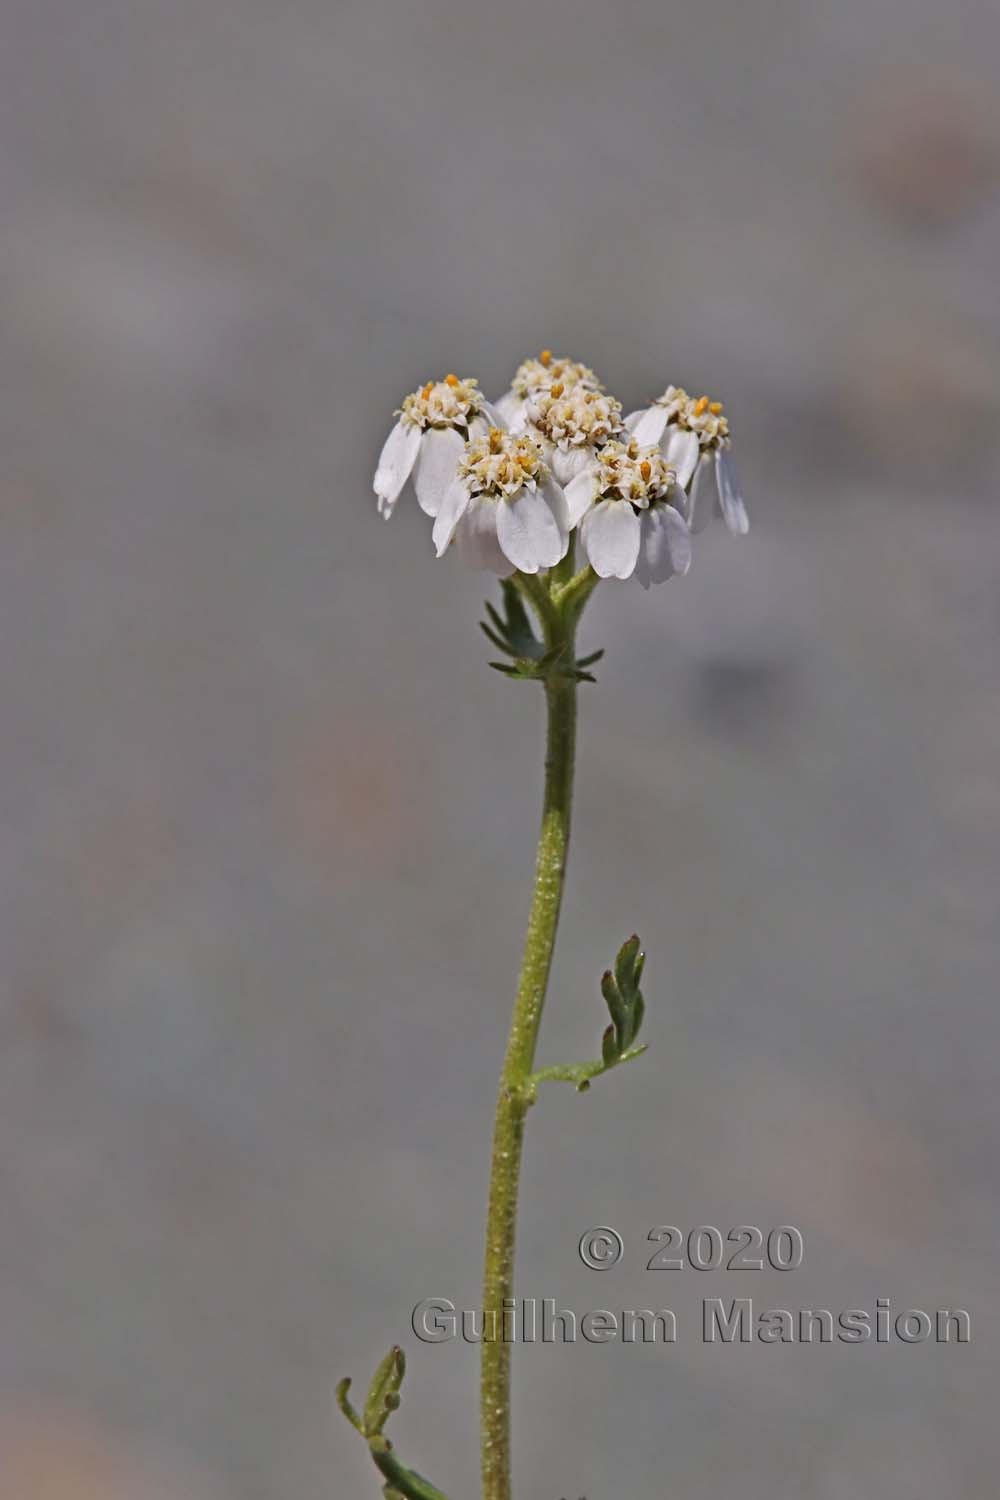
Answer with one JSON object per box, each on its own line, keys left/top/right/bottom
{"left": 1, "top": 1, "right": 999, "bottom": 1496}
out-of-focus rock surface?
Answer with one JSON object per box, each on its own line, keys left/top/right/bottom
{"left": 0, "top": 2, "right": 998, "bottom": 1497}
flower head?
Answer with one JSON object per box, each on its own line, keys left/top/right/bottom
{"left": 459, "top": 426, "right": 547, "bottom": 497}
{"left": 524, "top": 384, "right": 624, "bottom": 484}
{"left": 625, "top": 385, "right": 748, "bottom": 536}
{"left": 589, "top": 439, "right": 677, "bottom": 506}
{"left": 399, "top": 373, "right": 485, "bottom": 432}
{"left": 374, "top": 374, "right": 498, "bottom": 520}
{"left": 565, "top": 439, "right": 691, "bottom": 586}
{"left": 494, "top": 349, "right": 603, "bottom": 433}
{"left": 659, "top": 387, "right": 731, "bottom": 449}
{"left": 511, "top": 349, "right": 601, "bottom": 401}
{"left": 432, "top": 428, "right": 569, "bottom": 576}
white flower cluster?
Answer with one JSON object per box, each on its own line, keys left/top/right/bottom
{"left": 565, "top": 440, "right": 690, "bottom": 586}
{"left": 374, "top": 374, "right": 500, "bottom": 519}
{"left": 431, "top": 428, "right": 568, "bottom": 576}
{"left": 496, "top": 349, "right": 601, "bottom": 431}
{"left": 525, "top": 385, "right": 624, "bottom": 484}
{"left": 400, "top": 373, "right": 485, "bottom": 431}
{"left": 458, "top": 427, "right": 547, "bottom": 497}
{"left": 373, "top": 352, "right": 749, "bottom": 585}
{"left": 627, "top": 384, "right": 747, "bottom": 536}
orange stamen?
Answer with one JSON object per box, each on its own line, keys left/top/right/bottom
{"left": 694, "top": 396, "right": 710, "bottom": 417}
{"left": 445, "top": 373, "right": 459, "bottom": 387}
{"left": 540, "top": 349, "right": 552, "bottom": 367}
{"left": 640, "top": 460, "right": 651, "bottom": 481}
{"left": 709, "top": 400, "right": 724, "bottom": 415}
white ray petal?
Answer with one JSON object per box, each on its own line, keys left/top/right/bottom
{"left": 716, "top": 450, "right": 749, "bottom": 535}
{"left": 551, "top": 446, "right": 593, "bottom": 486}
{"left": 689, "top": 453, "right": 718, "bottom": 533}
{"left": 634, "top": 504, "right": 692, "bottom": 589}
{"left": 494, "top": 391, "right": 526, "bottom": 431}
{"left": 564, "top": 468, "right": 597, "bottom": 528}
{"left": 455, "top": 496, "right": 512, "bottom": 574}
{"left": 663, "top": 426, "right": 699, "bottom": 488}
{"left": 580, "top": 499, "right": 641, "bottom": 579}
{"left": 542, "top": 478, "right": 570, "bottom": 540}
{"left": 373, "top": 420, "right": 421, "bottom": 517}
{"left": 628, "top": 406, "right": 669, "bottom": 447}
{"left": 432, "top": 478, "right": 473, "bottom": 557}
{"left": 495, "top": 486, "right": 568, "bottom": 573}
{"left": 412, "top": 426, "right": 466, "bottom": 517}
{"left": 662, "top": 502, "right": 692, "bottom": 574}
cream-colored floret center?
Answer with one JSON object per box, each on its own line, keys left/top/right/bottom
{"left": 594, "top": 440, "right": 677, "bottom": 507}
{"left": 654, "top": 384, "right": 730, "bottom": 448}
{"left": 512, "top": 350, "right": 602, "bottom": 400}
{"left": 400, "top": 373, "right": 483, "bottom": 430}
{"left": 526, "top": 384, "right": 624, "bottom": 450}
{"left": 460, "top": 427, "right": 548, "bottom": 499}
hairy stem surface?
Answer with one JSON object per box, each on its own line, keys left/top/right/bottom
{"left": 480, "top": 600, "right": 579, "bottom": 1500}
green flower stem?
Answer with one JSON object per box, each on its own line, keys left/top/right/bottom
{"left": 480, "top": 581, "right": 583, "bottom": 1500}
{"left": 525, "top": 1042, "right": 647, "bottom": 1094}
{"left": 553, "top": 562, "right": 600, "bottom": 621}
{"left": 369, "top": 1437, "right": 451, "bottom": 1500}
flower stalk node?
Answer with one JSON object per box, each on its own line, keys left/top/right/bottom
{"left": 524, "top": 936, "right": 650, "bottom": 1095}
{"left": 480, "top": 580, "right": 603, "bottom": 685}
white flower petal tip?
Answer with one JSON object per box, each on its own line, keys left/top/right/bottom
{"left": 432, "top": 478, "right": 472, "bottom": 557}
{"left": 716, "top": 451, "right": 749, "bottom": 535}
{"left": 496, "top": 486, "right": 568, "bottom": 574}
{"left": 373, "top": 420, "right": 421, "bottom": 514}
{"left": 413, "top": 426, "right": 466, "bottom": 517}
{"left": 580, "top": 500, "right": 641, "bottom": 579}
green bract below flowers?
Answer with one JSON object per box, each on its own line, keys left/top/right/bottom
{"left": 374, "top": 350, "right": 749, "bottom": 586}
{"left": 350, "top": 346, "right": 754, "bottom": 1500}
